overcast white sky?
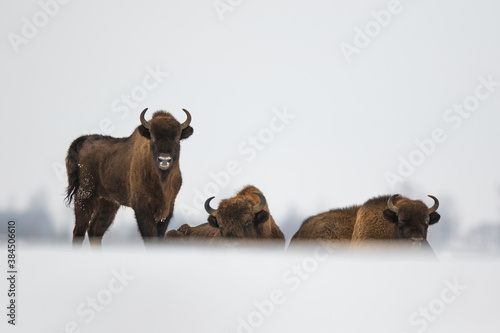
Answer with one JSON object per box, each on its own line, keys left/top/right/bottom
{"left": 1, "top": 0, "right": 499, "bottom": 241}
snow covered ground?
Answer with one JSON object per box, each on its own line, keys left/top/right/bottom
{"left": 2, "top": 243, "right": 499, "bottom": 333}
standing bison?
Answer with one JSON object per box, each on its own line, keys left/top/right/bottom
{"left": 351, "top": 194, "right": 440, "bottom": 247}
{"left": 65, "top": 108, "right": 193, "bottom": 246}
{"left": 289, "top": 205, "right": 360, "bottom": 247}
{"left": 165, "top": 185, "right": 285, "bottom": 245}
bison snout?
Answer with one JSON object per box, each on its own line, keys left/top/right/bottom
{"left": 410, "top": 237, "right": 424, "bottom": 247}
{"left": 157, "top": 154, "right": 173, "bottom": 170}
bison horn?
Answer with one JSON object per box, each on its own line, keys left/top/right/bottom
{"left": 387, "top": 194, "right": 400, "bottom": 214}
{"left": 204, "top": 196, "right": 217, "bottom": 216}
{"left": 252, "top": 192, "right": 267, "bottom": 213}
{"left": 180, "top": 109, "right": 191, "bottom": 130}
{"left": 140, "top": 108, "right": 150, "bottom": 130}
{"left": 427, "top": 195, "right": 439, "bottom": 214}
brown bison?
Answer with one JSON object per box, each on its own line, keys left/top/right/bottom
{"left": 65, "top": 108, "right": 193, "bottom": 246}
{"left": 351, "top": 194, "right": 440, "bottom": 247}
{"left": 289, "top": 205, "right": 360, "bottom": 246}
{"left": 165, "top": 185, "right": 285, "bottom": 245}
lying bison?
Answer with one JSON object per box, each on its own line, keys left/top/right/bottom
{"left": 66, "top": 108, "right": 193, "bottom": 246}
{"left": 289, "top": 205, "right": 360, "bottom": 247}
{"left": 351, "top": 194, "right": 440, "bottom": 247}
{"left": 165, "top": 185, "right": 285, "bottom": 245}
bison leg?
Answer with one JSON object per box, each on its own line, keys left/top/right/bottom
{"left": 165, "top": 230, "right": 182, "bottom": 238}
{"left": 72, "top": 197, "right": 96, "bottom": 248}
{"left": 134, "top": 210, "right": 159, "bottom": 244}
{"left": 156, "top": 211, "right": 173, "bottom": 238}
{"left": 87, "top": 199, "right": 120, "bottom": 247}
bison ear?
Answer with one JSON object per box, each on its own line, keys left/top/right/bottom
{"left": 138, "top": 125, "right": 151, "bottom": 139}
{"left": 208, "top": 215, "right": 219, "bottom": 228}
{"left": 383, "top": 209, "right": 398, "bottom": 224}
{"left": 254, "top": 210, "right": 270, "bottom": 225}
{"left": 429, "top": 212, "right": 440, "bottom": 225}
{"left": 181, "top": 126, "right": 193, "bottom": 140}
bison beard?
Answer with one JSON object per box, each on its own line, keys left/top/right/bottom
{"left": 65, "top": 108, "right": 193, "bottom": 246}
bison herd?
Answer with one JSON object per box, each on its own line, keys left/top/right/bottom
{"left": 66, "top": 109, "right": 441, "bottom": 253}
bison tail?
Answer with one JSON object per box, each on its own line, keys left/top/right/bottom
{"left": 65, "top": 136, "right": 87, "bottom": 206}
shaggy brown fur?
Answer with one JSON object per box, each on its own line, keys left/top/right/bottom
{"left": 166, "top": 185, "right": 285, "bottom": 245}
{"left": 351, "top": 195, "right": 440, "bottom": 247}
{"left": 66, "top": 109, "right": 193, "bottom": 246}
{"left": 289, "top": 205, "right": 360, "bottom": 246}
{"left": 165, "top": 223, "right": 221, "bottom": 244}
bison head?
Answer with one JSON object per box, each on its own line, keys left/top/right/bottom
{"left": 138, "top": 108, "right": 193, "bottom": 175}
{"left": 204, "top": 192, "right": 270, "bottom": 241}
{"left": 382, "top": 194, "right": 440, "bottom": 246}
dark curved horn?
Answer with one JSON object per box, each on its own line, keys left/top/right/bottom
{"left": 427, "top": 195, "right": 439, "bottom": 214}
{"left": 253, "top": 192, "right": 267, "bottom": 213}
{"left": 204, "top": 197, "right": 217, "bottom": 216}
{"left": 387, "top": 194, "right": 400, "bottom": 214}
{"left": 140, "top": 108, "right": 150, "bottom": 130}
{"left": 180, "top": 109, "right": 191, "bottom": 130}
